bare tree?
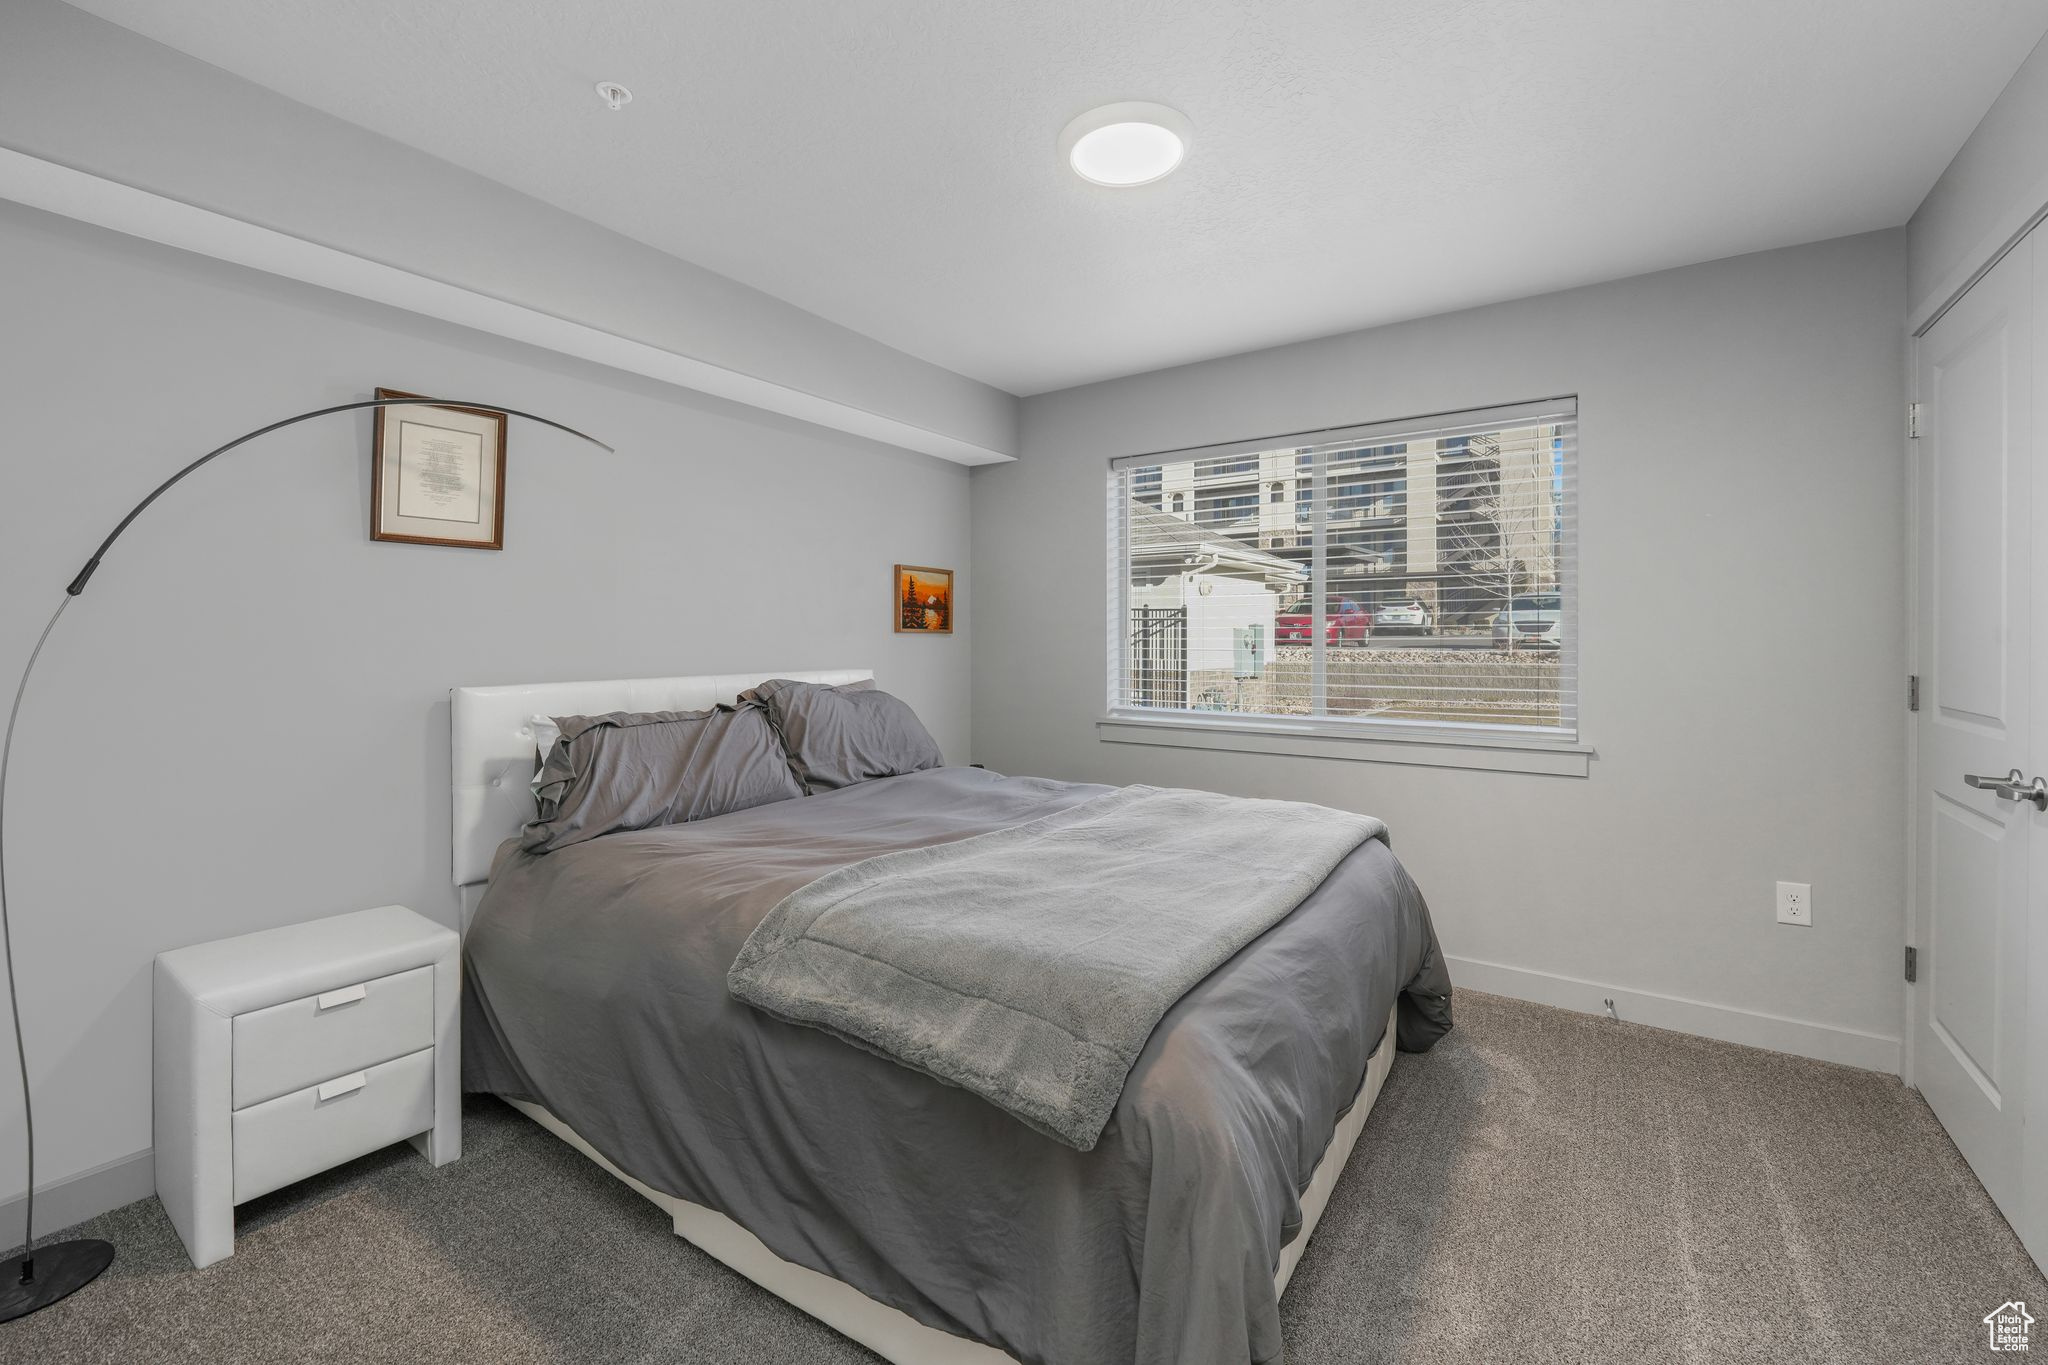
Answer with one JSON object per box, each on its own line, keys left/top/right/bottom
{"left": 1435, "top": 434, "right": 1514, "bottom": 626}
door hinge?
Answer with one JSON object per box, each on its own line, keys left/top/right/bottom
{"left": 1907, "top": 674, "right": 1920, "bottom": 712}
{"left": 1905, "top": 945, "right": 1918, "bottom": 983}
{"left": 1907, "top": 402, "right": 1922, "bottom": 440}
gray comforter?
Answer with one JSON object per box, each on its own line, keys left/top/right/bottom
{"left": 464, "top": 767, "right": 1451, "bottom": 1365}
{"left": 730, "top": 785, "right": 1384, "bottom": 1151}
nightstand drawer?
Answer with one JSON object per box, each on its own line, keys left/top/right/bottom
{"left": 231, "top": 1048, "right": 434, "bottom": 1203}
{"left": 232, "top": 965, "right": 433, "bottom": 1108}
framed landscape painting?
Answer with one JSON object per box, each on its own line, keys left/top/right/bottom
{"left": 895, "top": 564, "right": 954, "bottom": 634}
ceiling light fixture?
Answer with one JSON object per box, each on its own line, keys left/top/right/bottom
{"left": 1059, "top": 102, "right": 1191, "bottom": 187}
{"left": 595, "top": 81, "right": 633, "bottom": 111}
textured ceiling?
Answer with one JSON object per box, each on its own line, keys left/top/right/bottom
{"left": 65, "top": 0, "right": 2048, "bottom": 395}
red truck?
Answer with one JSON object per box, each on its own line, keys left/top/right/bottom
{"left": 1274, "top": 595, "right": 1373, "bottom": 645}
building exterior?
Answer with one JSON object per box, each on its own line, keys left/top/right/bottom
{"left": 1131, "top": 423, "right": 1563, "bottom": 628}
{"left": 1124, "top": 501, "right": 1305, "bottom": 708}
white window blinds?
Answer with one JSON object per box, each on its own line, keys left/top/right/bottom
{"left": 1108, "top": 397, "right": 1578, "bottom": 741}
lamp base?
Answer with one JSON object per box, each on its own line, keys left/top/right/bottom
{"left": 0, "top": 1239, "right": 114, "bottom": 1322}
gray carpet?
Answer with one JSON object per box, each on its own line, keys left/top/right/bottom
{"left": 6, "top": 990, "right": 2040, "bottom": 1364}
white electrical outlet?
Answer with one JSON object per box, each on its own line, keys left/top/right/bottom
{"left": 1776, "top": 881, "right": 1812, "bottom": 926}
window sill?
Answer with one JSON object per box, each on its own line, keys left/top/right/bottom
{"left": 1095, "top": 713, "right": 1594, "bottom": 777}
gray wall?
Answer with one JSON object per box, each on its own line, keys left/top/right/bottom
{"left": 974, "top": 230, "right": 1908, "bottom": 1063}
{"left": 0, "top": 201, "right": 972, "bottom": 1219}
{"left": 1, "top": 0, "right": 1018, "bottom": 459}
{"left": 1908, "top": 30, "right": 2048, "bottom": 314}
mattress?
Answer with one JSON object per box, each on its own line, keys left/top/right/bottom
{"left": 505, "top": 1003, "right": 1397, "bottom": 1365}
{"left": 463, "top": 766, "right": 1451, "bottom": 1365}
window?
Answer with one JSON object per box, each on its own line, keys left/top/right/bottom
{"left": 1107, "top": 398, "right": 1579, "bottom": 759}
{"left": 1194, "top": 454, "right": 1260, "bottom": 478}
{"left": 1195, "top": 489, "right": 1259, "bottom": 528}
{"left": 1130, "top": 465, "right": 1162, "bottom": 508}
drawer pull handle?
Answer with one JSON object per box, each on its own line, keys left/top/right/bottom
{"left": 317, "top": 1072, "right": 368, "bottom": 1103}
{"left": 316, "top": 984, "right": 368, "bottom": 1011}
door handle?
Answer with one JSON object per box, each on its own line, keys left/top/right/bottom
{"left": 1964, "top": 769, "right": 2048, "bottom": 810}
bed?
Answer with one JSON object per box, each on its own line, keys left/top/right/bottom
{"left": 451, "top": 671, "right": 1450, "bottom": 1365}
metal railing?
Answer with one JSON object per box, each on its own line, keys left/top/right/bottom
{"left": 1127, "top": 606, "right": 1188, "bottom": 709}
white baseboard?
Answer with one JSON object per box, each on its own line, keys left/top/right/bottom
{"left": 1447, "top": 955, "right": 1902, "bottom": 1074}
{"left": 0, "top": 1147, "right": 154, "bottom": 1256}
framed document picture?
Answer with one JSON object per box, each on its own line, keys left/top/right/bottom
{"left": 894, "top": 564, "right": 954, "bottom": 634}
{"left": 370, "top": 388, "right": 507, "bottom": 549}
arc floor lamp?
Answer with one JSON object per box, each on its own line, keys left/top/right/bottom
{"left": 0, "top": 396, "right": 611, "bottom": 1321}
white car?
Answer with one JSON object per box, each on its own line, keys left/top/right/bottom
{"left": 1374, "top": 600, "right": 1432, "bottom": 635}
{"left": 1492, "top": 593, "right": 1562, "bottom": 648}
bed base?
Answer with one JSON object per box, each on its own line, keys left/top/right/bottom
{"left": 506, "top": 1004, "right": 1397, "bottom": 1364}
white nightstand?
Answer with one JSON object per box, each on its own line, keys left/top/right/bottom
{"left": 153, "top": 905, "right": 460, "bottom": 1268}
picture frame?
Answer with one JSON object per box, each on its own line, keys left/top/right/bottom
{"left": 370, "top": 387, "right": 508, "bottom": 549}
{"left": 894, "top": 564, "right": 954, "bottom": 634}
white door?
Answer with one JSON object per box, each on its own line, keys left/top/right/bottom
{"left": 1912, "top": 232, "right": 2042, "bottom": 1261}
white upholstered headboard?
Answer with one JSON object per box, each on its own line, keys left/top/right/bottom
{"left": 450, "top": 669, "right": 872, "bottom": 887}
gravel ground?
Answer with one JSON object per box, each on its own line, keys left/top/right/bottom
{"left": 1282, "top": 645, "right": 1562, "bottom": 665}
{"left": 1321, "top": 647, "right": 1559, "bottom": 665}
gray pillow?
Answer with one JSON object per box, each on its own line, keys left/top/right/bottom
{"left": 522, "top": 703, "right": 803, "bottom": 853}
{"left": 742, "top": 679, "right": 944, "bottom": 792}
